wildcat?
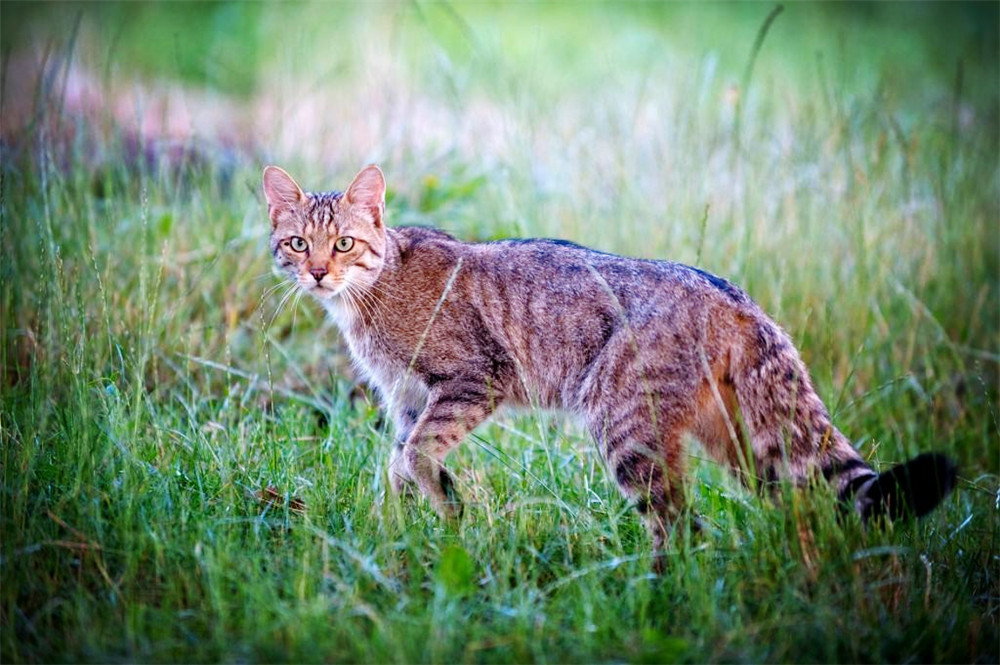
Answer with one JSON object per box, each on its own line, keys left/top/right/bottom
{"left": 263, "top": 163, "right": 956, "bottom": 558}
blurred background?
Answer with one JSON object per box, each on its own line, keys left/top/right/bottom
{"left": 4, "top": 2, "right": 997, "bottom": 237}
{"left": 4, "top": 3, "right": 997, "bottom": 226}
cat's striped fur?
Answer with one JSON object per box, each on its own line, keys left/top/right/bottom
{"left": 263, "top": 164, "right": 956, "bottom": 560}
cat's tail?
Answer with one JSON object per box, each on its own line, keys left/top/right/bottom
{"left": 729, "top": 316, "right": 957, "bottom": 522}
{"left": 852, "top": 452, "right": 957, "bottom": 522}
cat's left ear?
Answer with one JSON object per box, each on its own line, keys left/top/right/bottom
{"left": 346, "top": 164, "right": 386, "bottom": 228}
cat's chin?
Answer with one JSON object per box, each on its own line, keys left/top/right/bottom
{"left": 307, "top": 284, "right": 339, "bottom": 300}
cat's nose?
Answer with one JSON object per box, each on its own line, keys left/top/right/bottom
{"left": 310, "top": 268, "right": 328, "bottom": 283}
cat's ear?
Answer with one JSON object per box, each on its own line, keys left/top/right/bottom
{"left": 262, "top": 166, "right": 305, "bottom": 222}
{"left": 345, "top": 164, "right": 386, "bottom": 227}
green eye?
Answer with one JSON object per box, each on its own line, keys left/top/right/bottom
{"left": 335, "top": 237, "right": 355, "bottom": 252}
{"left": 289, "top": 236, "right": 307, "bottom": 252}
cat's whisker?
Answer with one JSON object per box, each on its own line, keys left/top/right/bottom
{"left": 255, "top": 285, "right": 294, "bottom": 325}
{"left": 347, "top": 282, "right": 390, "bottom": 336}
{"left": 267, "top": 293, "right": 294, "bottom": 329}
{"left": 359, "top": 279, "right": 398, "bottom": 314}
{"left": 289, "top": 290, "right": 305, "bottom": 333}
{"left": 352, "top": 286, "right": 387, "bottom": 337}
{"left": 344, "top": 289, "right": 366, "bottom": 329}
{"left": 336, "top": 281, "right": 358, "bottom": 314}
{"left": 260, "top": 276, "right": 299, "bottom": 302}
{"left": 277, "top": 281, "right": 299, "bottom": 306}
{"left": 358, "top": 280, "right": 407, "bottom": 304}
{"left": 258, "top": 281, "right": 283, "bottom": 302}
{"left": 345, "top": 283, "right": 376, "bottom": 320}
{"left": 258, "top": 280, "right": 291, "bottom": 306}
{"left": 343, "top": 283, "right": 374, "bottom": 328}
{"left": 268, "top": 283, "right": 300, "bottom": 330}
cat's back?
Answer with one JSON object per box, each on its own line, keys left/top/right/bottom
{"left": 468, "top": 237, "right": 768, "bottom": 406}
{"left": 472, "top": 236, "right": 756, "bottom": 322}
{"left": 390, "top": 228, "right": 761, "bottom": 328}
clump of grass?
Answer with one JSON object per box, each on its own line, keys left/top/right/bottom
{"left": 2, "top": 3, "right": 998, "bottom": 663}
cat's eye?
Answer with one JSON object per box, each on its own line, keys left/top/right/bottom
{"left": 288, "top": 236, "right": 307, "bottom": 252}
{"left": 335, "top": 237, "right": 355, "bottom": 252}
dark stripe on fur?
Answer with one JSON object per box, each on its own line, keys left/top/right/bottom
{"left": 435, "top": 388, "right": 488, "bottom": 408}
{"left": 687, "top": 266, "right": 746, "bottom": 304}
{"left": 822, "top": 457, "right": 871, "bottom": 481}
{"left": 615, "top": 451, "right": 664, "bottom": 488}
{"left": 837, "top": 473, "right": 876, "bottom": 503}
{"left": 605, "top": 420, "right": 646, "bottom": 454}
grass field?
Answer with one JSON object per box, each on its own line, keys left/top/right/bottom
{"left": 2, "top": 2, "right": 998, "bottom": 662}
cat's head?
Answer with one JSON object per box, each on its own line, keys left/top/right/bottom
{"left": 263, "top": 164, "right": 387, "bottom": 301}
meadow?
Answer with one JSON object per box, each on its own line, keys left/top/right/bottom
{"left": 1, "top": 2, "right": 998, "bottom": 662}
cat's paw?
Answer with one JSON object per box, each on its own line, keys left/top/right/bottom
{"left": 388, "top": 443, "right": 417, "bottom": 496}
{"left": 389, "top": 473, "right": 418, "bottom": 498}
{"left": 438, "top": 467, "right": 465, "bottom": 520}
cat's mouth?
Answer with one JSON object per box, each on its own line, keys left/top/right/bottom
{"left": 307, "top": 281, "right": 343, "bottom": 299}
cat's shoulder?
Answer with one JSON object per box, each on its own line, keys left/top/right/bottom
{"left": 390, "top": 225, "right": 464, "bottom": 265}
{"left": 393, "top": 225, "right": 458, "bottom": 244}
{"left": 392, "top": 225, "right": 460, "bottom": 252}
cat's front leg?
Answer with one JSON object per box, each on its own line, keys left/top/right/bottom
{"left": 388, "top": 443, "right": 414, "bottom": 495}
{"left": 401, "top": 380, "right": 496, "bottom": 519}
{"left": 386, "top": 394, "right": 424, "bottom": 495}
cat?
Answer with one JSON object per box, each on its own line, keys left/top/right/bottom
{"left": 263, "top": 163, "right": 957, "bottom": 560}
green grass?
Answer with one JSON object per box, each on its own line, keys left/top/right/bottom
{"left": 2, "top": 2, "right": 998, "bottom": 662}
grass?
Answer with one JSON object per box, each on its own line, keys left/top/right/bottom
{"left": 2, "top": 2, "right": 998, "bottom": 662}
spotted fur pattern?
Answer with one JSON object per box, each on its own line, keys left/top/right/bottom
{"left": 263, "top": 164, "right": 956, "bottom": 561}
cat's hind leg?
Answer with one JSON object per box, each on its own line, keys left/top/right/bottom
{"left": 585, "top": 391, "right": 695, "bottom": 569}
{"left": 728, "top": 321, "right": 877, "bottom": 498}
{"left": 401, "top": 378, "right": 496, "bottom": 519}
{"left": 694, "top": 328, "right": 957, "bottom": 522}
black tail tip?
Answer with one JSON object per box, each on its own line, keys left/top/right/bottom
{"left": 863, "top": 452, "right": 958, "bottom": 522}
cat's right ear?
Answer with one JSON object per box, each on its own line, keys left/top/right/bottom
{"left": 262, "top": 166, "right": 305, "bottom": 225}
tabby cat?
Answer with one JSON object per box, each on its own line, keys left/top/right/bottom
{"left": 263, "top": 164, "right": 956, "bottom": 558}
